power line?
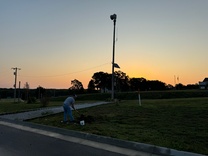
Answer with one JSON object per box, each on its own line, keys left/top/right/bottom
{"left": 19, "top": 62, "right": 110, "bottom": 78}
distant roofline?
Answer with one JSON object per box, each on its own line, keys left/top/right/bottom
{"left": 203, "top": 78, "right": 208, "bottom": 82}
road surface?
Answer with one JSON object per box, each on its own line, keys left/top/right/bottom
{"left": 0, "top": 120, "right": 149, "bottom": 156}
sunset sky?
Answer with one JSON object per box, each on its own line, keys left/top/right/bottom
{"left": 1, "top": 0, "right": 208, "bottom": 89}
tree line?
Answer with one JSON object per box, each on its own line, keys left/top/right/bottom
{"left": 0, "top": 70, "right": 199, "bottom": 99}
{"left": 69, "top": 70, "right": 199, "bottom": 93}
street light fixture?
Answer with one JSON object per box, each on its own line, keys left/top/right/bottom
{"left": 110, "top": 14, "right": 117, "bottom": 21}
{"left": 110, "top": 14, "right": 117, "bottom": 100}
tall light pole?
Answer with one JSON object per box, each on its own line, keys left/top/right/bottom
{"left": 110, "top": 14, "right": 117, "bottom": 100}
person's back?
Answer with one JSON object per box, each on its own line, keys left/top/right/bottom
{"left": 63, "top": 96, "right": 75, "bottom": 106}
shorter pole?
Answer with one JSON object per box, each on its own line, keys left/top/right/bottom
{"left": 18, "top": 81, "right": 21, "bottom": 102}
{"left": 138, "top": 89, "right": 141, "bottom": 106}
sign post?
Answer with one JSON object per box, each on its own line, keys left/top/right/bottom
{"left": 138, "top": 89, "right": 141, "bottom": 106}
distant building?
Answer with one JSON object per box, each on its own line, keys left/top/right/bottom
{"left": 199, "top": 78, "right": 208, "bottom": 89}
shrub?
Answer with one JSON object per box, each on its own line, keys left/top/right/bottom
{"left": 40, "top": 96, "right": 50, "bottom": 107}
{"left": 27, "top": 97, "right": 36, "bottom": 104}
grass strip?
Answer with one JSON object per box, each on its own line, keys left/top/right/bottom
{"left": 30, "top": 98, "right": 208, "bottom": 155}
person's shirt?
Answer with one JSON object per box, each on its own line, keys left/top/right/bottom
{"left": 63, "top": 97, "right": 75, "bottom": 106}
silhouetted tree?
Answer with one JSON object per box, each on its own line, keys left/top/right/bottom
{"left": 91, "top": 72, "right": 111, "bottom": 91}
{"left": 69, "top": 79, "right": 84, "bottom": 94}
{"left": 22, "top": 82, "right": 30, "bottom": 101}
{"left": 166, "top": 84, "right": 174, "bottom": 89}
{"left": 35, "top": 86, "right": 45, "bottom": 99}
{"left": 115, "top": 71, "right": 130, "bottom": 91}
{"left": 129, "top": 77, "right": 147, "bottom": 91}
{"left": 186, "top": 84, "right": 199, "bottom": 89}
{"left": 146, "top": 80, "right": 166, "bottom": 90}
{"left": 87, "top": 80, "right": 95, "bottom": 91}
{"left": 176, "top": 83, "right": 185, "bottom": 90}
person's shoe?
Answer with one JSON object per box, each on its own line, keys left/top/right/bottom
{"left": 70, "top": 120, "right": 77, "bottom": 124}
{"left": 61, "top": 120, "right": 69, "bottom": 124}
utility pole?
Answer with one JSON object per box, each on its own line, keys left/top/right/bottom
{"left": 11, "top": 67, "right": 21, "bottom": 102}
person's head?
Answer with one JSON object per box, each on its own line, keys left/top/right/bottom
{"left": 72, "top": 94, "right": 77, "bottom": 99}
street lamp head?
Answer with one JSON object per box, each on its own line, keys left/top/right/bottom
{"left": 110, "top": 14, "right": 117, "bottom": 20}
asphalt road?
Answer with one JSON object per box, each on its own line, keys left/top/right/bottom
{"left": 0, "top": 123, "right": 126, "bottom": 156}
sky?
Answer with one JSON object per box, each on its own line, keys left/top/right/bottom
{"left": 0, "top": 0, "right": 208, "bottom": 89}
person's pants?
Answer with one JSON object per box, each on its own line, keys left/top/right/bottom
{"left": 63, "top": 105, "right": 74, "bottom": 122}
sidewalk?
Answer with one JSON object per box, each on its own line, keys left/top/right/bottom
{"left": 0, "top": 101, "right": 110, "bottom": 121}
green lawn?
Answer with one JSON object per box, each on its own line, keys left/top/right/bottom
{"left": 30, "top": 97, "right": 208, "bottom": 155}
